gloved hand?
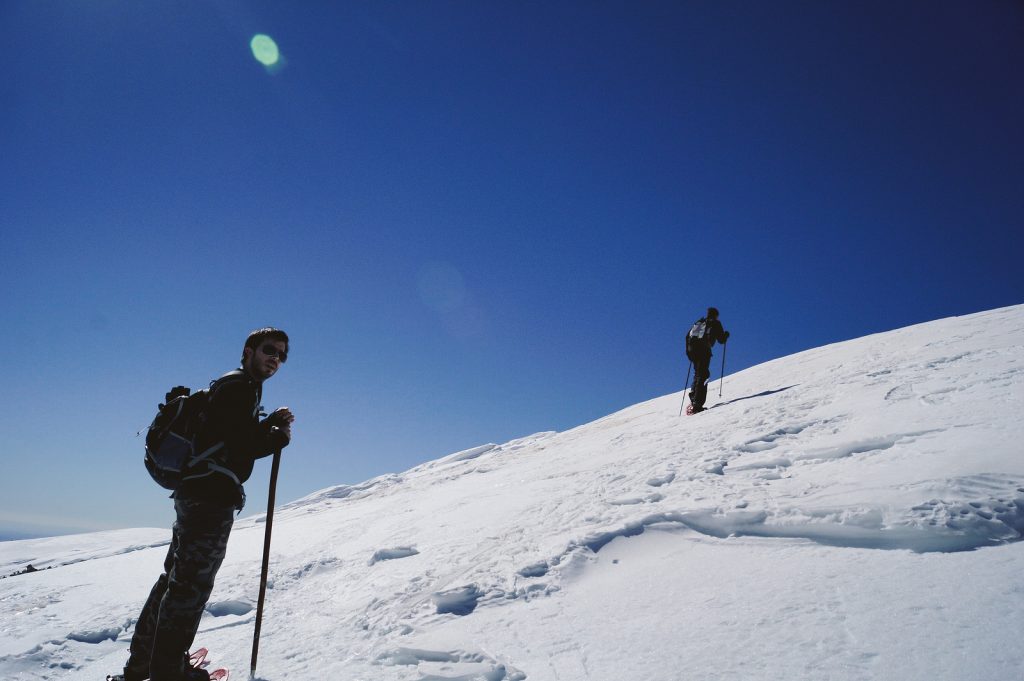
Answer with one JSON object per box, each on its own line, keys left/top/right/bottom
{"left": 722, "top": 331, "right": 730, "bottom": 343}
{"left": 266, "top": 407, "right": 295, "bottom": 447}
{"left": 266, "top": 407, "right": 294, "bottom": 426}
{"left": 269, "top": 425, "right": 291, "bottom": 448}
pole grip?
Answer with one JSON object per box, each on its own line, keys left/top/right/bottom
{"left": 250, "top": 450, "right": 281, "bottom": 679}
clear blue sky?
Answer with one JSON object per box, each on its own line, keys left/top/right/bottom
{"left": 2, "top": 1, "right": 1021, "bottom": 539}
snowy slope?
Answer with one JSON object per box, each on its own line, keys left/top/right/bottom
{"left": 1, "top": 304, "right": 1022, "bottom": 680}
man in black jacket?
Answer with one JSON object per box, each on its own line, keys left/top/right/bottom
{"left": 685, "top": 307, "right": 729, "bottom": 413}
{"left": 116, "top": 328, "right": 294, "bottom": 681}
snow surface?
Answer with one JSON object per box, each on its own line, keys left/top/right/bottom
{"left": 1, "top": 305, "right": 1023, "bottom": 680}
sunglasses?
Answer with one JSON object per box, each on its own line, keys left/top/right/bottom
{"left": 259, "top": 344, "right": 288, "bottom": 363}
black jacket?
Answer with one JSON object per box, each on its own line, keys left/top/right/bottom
{"left": 176, "top": 369, "right": 289, "bottom": 510}
{"left": 686, "top": 317, "right": 729, "bottom": 359}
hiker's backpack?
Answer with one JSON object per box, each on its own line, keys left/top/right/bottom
{"left": 143, "top": 372, "right": 254, "bottom": 490}
{"left": 144, "top": 386, "right": 213, "bottom": 490}
{"left": 686, "top": 317, "right": 710, "bottom": 352}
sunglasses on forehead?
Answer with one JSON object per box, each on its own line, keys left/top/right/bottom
{"left": 259, "top": 344, "right": 288, "bottom": 363}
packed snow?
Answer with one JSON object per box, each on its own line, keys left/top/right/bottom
{"left": 1, "top": 305, "right": 1022, "bottom": 680}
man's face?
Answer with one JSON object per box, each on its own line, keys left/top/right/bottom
{"left": 244, "top": 339, "right": 287, "bottom": 382}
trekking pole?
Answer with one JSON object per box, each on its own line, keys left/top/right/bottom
{"left": 718, "top": 343, "right": 728, "bottom": 398}
{"left": 678, "top": 361, "right": 693, "bottom": 417}
{"left": 250, "top": 450, "right": 281, "bottom": 680}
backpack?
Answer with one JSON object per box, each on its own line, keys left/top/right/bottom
{"left": 688, "top": 318, "right": 709, "bottom": 342}
{"left": 143, "top": 373, "right": 246, "bottom": 490}
{"left": 686, "top": 317, "right": 711, "bottom": 353}
{"left": 144, "top": 387, "right": 214, "bottom": 490}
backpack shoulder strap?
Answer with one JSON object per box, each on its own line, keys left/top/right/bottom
{"left": 210, "top": 369, "right": 247, "bottom": 389}
{"left": 207, "top": 370, "right": 254, "bottom": 403}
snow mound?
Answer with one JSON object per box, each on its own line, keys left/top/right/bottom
{"left": 2, "top": 304, "right": 1024, "bottom": 680}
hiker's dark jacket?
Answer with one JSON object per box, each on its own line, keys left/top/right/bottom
{"left": 176, "top": 369, "right": 289, "bottom": 510}
{"left": 686, "top": 318, "right": 729, "bottom": 359}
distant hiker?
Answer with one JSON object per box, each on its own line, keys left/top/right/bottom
{"left": 685, "top": 307, "right": 729, "bottom": 413}
{"left": 112, "top": 329, "right": 295, "bottom": 681}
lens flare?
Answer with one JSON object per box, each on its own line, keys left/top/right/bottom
{"left": 418, "top": 262, "right": 466, "bottom": 313}
{"left": 250, "top": 34, "right": 280, "bottom": 67}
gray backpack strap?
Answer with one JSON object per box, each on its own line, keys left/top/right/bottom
{"left": 192, "top": 441, "right": 226, "bottom": 465}
{"left": 181, "top": 461, "right": 241, "bottom": 486}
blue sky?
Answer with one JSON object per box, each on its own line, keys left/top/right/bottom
{"left": 2, "top": 1, "right": 1021, "bottom": 538}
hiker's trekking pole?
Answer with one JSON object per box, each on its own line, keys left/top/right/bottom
{"left": 678, "top": 361, "right": 693, "bottom": 417}
{"left": 250, "top": 450, "right": 281, "bottom": 680}
{"left": 718, "top": 342, "right": 728, "bottom": 398}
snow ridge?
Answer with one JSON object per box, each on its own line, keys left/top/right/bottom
{"left": 2, "top": 304, "right": 1023, "bottom": 680}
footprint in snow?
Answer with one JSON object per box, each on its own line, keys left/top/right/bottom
{"left": 67, "top": 627, "right": 122, "bottom": 644}
{"left": 608, "top": 492, "right": 665, "bottom": 506}
{"left": 646, "top": 472, "right": 676, "bottom": 487}
{"left": 374, "top": 646, "right": 526, "bottom": 680}
{"left": 735, "top": 423, "right": 809, "bottom": 453}
{"left": 205, "top": 600, "right": 254, "bottom": 617}
{"left": 433, "top": 585, "right": 483, "bottom": 616}
{"left": 369, "top": 546, "right": 419, "bottom": 565}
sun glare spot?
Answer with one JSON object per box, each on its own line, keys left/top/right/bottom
{"left": 250, "top": 34, "right": 280, "bottom": 67}
{"left": 418, "top": 262, "right": 467, "bottom": 313}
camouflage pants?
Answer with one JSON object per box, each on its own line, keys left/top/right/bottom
{"left": 126, "top": 498, "right": 234, "bottom": 681}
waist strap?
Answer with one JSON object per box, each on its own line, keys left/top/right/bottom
{"left": 181, "top": 441, "right": 241, "bottom": 487}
